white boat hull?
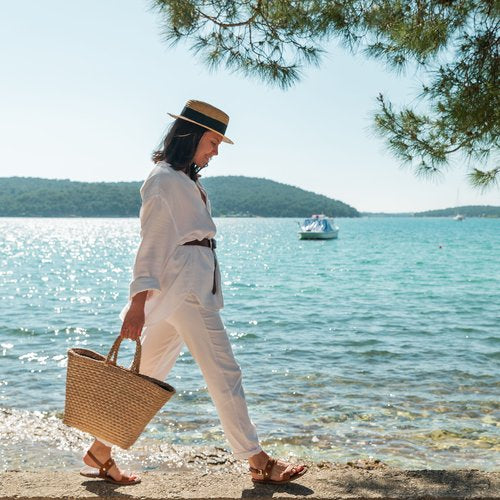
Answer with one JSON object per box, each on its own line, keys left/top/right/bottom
{"left": 299, "top": 229, "right": 339, "bottom": 240}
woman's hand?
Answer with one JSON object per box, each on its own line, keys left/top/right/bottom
{"left": 120, "top": 291, "right": 148, "bottom": 340}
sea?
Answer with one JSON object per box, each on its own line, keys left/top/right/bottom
{"left": 0, "top": 217, "right": 498, "bottom": 472}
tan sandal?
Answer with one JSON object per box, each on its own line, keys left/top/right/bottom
{"left": 249, "top": 457, "right": 308, "bottom": 484}
{"left": 80, "top": 450, "right": 141, "bottom": 486}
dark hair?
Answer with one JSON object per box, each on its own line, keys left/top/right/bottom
{"left": 152, "top": 119, "right": 208, "bottom": 181}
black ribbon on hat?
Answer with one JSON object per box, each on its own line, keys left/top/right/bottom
{"left": 181, "top": 106, "right": 227, "bottom": 136}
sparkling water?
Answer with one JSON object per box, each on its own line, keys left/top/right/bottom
{"left": 0, "top": 217, "right": 498, "bottom": 470}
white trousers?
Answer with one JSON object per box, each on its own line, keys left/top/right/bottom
{"left": 97, "top": 294, "right": 262, "bottom": 460}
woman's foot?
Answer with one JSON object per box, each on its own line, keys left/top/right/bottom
{"left": 248, "top": 451, "right": 307, "bottom": 483}
{"left": 81, "top": 439, "right": 140, "bottom": 484}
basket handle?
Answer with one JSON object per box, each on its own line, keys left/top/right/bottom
{"left": 105, "top": 335, "right": 142, "bottom": 374}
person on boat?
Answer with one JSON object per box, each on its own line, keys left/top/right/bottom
{"left": 79, "top": 100, "right": 308, "bottom": 486}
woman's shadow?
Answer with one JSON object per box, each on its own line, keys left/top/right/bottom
{"left": 242, "top": 482, "right": 314, "bottom": 498}
{"left": 81, "top": 479, "right": 137, "bottom": 498}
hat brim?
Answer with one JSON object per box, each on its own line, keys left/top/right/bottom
{"left": 167, "top": 113, "right": 234, "bottom": 144}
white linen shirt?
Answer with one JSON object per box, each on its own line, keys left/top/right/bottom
{"left": 119, "top": 161, "right": 223, "bottom": 326}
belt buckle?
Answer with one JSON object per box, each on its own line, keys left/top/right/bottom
{"left": 210, "top": 238, "right": 216, "bottom": 250}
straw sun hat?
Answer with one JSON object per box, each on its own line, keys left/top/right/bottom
{"left": 168, "top": 99, "right": 234, "bottom": 144}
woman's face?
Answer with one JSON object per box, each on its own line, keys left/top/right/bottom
{"left": 193, "top": 130, "right": 223, "bottom": 167}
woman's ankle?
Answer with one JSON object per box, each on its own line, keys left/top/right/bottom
{"left": 90, "top": 439, "right": 111, "bottom": 452}
{"left": 248, "top": 450, "right": 269, "bottom": 467}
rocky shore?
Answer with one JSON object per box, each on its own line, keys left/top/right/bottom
{"left": 1, "top": 408, "right": 498, "bottom": 498}
{"left": 1, "top": 458, "right": 498, "bottom": 499}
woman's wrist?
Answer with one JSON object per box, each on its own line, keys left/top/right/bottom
{"left": 130, "top": 290, "right": 148, "bottom": 308}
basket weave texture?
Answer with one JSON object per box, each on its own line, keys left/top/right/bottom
{"left": 63, "top": 335, "right": 175, "bottom": 449}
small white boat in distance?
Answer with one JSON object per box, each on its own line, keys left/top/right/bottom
{"left": 299, "top": 214, "right": 339, "bottom": 240}
{"left": 453, "top": 213, "right": 465, "bottom": 221}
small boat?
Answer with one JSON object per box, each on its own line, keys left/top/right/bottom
{"left": 453, "top": 190, "right": 465, "bottom": 220}
{"left": 298, "top": 214, "right": 339, "bottom": 240}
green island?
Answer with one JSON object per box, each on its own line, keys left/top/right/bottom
{"left": 1, "top": 177, "right": 498, "bottom": 218}
{"left": 363, "top": 206, "right": 500, "bottom": 218}
{"left": 0, "top": 176, "right": 359, "bottom": 218}
{"left": 415, "top": 206, "right": 500, "bottom": 217}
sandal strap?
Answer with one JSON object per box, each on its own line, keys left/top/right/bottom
{"left": 101, "top": 457, "right": 115, "bottom": 474}
{"left": 264, "top": 458, "right": 276, "bottom": 479}
{"left": 249, "top": 457, "right": 276, "bottom": 479}
{"left": 87, "top": 450, "right": 115, "bottom": 475}
{"left": 86, "top": 450, "right": 104, "bottom": 469}
{"left": 281, "top": 464, "right": 295, "bottom": 481}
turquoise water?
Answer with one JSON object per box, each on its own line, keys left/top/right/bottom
{"left": 0, "top": 217, "right": 499, "bottom": 470}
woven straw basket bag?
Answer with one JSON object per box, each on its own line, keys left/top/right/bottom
{"left": 63, "top": 335, "right": 175, "bottom": 449}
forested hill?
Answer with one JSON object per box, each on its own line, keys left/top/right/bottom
{"left": 0, "top": 176, "right": 359, "bottom": 218}
{"left": 416, "top": 205, "right": 500, "bottom": 217}
{"left": 201, "top": 176, "right": 358, "bottom": 217}
{"left": 363, "top": 206, "right": 500, "bottom": 217}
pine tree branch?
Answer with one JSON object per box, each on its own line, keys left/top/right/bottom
{"left": 194, "top": 0, "right": 261, "bottom": 28}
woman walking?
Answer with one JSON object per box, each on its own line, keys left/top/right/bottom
{"left": 80, "top": 100, "right": 308, "bottom": 486}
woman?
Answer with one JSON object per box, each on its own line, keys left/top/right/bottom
{"left": 80, "top": 100, "right": 308, "bottom": 486}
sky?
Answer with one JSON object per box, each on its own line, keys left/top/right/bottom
{"left": 1, "top": 1, "right": 498, "bottom": 213}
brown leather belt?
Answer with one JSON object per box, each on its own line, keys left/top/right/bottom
{"left": 182, "top": 238, "right": 216, "bottom": 249}
{"left": 182, "top": 238, "right": 217, "bottom": 293}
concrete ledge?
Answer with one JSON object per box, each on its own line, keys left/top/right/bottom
{"left": 0, "top": 466, "right": 498, "bottom": 499}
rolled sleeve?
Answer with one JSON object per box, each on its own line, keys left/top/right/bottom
{"left": 129, "top": 193, "right": 178, "bottom": 300}
{"left": 129, "top": 276, "right": 161, "bottom": 300}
